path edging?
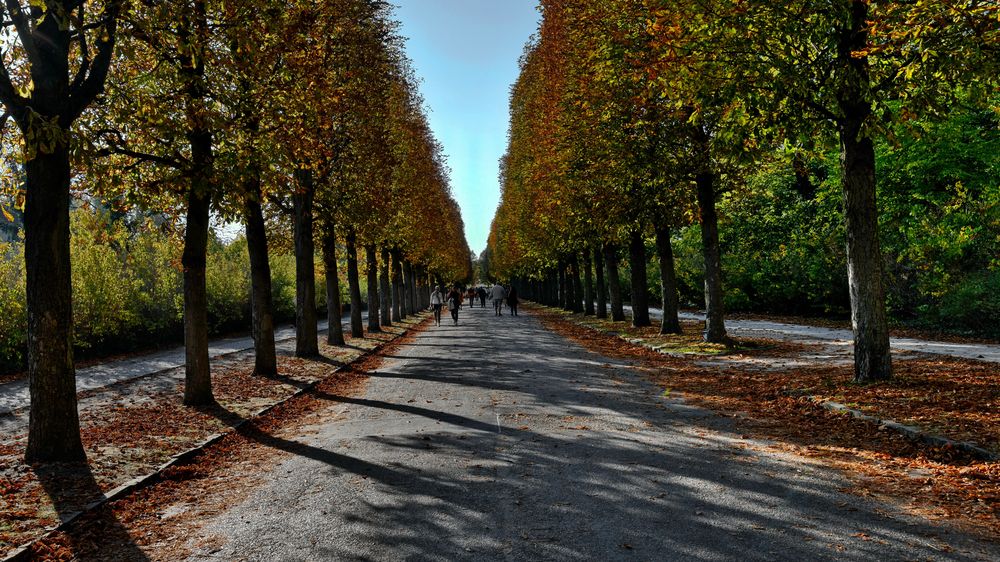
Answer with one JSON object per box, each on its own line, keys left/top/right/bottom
{"left": 808, "top": 397, "right": 998, "bottom": 462}
{"left": 1, "top": 317, "right": 426, "bottom": 562}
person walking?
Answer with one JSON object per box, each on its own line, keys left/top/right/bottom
{"left": 490, "top": 282, "right": 507, "bottom": 317}
{"left": 477, "top": 286, "right": 487, "bottom": 308}
{"left": 447, "top": 285, "right": 462, "bottom": 325}
{"left": 507, "top": 286, "right": 519, "bottom": 317}
{"left": 430, "top": 285, "right": 444, "bottom": 326}
{"left": 466, "top": 287, "right": 477, "bottom": 308}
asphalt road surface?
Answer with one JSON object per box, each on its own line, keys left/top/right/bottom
{"left": 183, "top": 305, "right": 999, "bottom": 561}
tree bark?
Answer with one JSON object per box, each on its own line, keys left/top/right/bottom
{"left": 293, "top": 169, "right": 319, "bottom": 357}
{"left": 365, "top": 244, "right": 381, "bottom": 333}
{"left": 583, "top": 250, "right": 595, "bottom": 316}
{"left": 379, "top": 248, "right": 392, "bottom": 327}
{"left": 23, "top": 143, "right": 86, "bottom": 462}
{"left": 594, "top": 246, "right": 607, "bottom": 319}
{"left": 569, "top": 253, "right": 583, "bottom": 313}
{"left": 403, "top": 261, "right": 415, "bottom": 316}
{"left": 558, "top": 260, "right": 569, "bottom": 310}
{"left": 838, "top": 0, "right": 892, "bottom": 382}
{"left": 604, "top": 243, "right": 625, "bottom": 322}
{"left": 322, "top": 224, "right": 345, "bottom": 346}
{"left": 345, "top": 229, "right": 364, "bottom": 338}
{"left": 654, "top": 224, "right": 682, "bottom": 334}
{"left": 693, "top": 127, "right": 728, "bottom": 343}
{"left": 391, "top": 250, "right": 403, "bottom": 322}
{"left": 244, "top": 180, "right": 277, "bottom": 376}
{"left": 628, "top": 230, "right": 652, "bottom": 327}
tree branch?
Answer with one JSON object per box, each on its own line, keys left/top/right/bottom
{"left": 68, "top": 0, "right": 122, "bottom": 121}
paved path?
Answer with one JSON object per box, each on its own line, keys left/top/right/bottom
{"left": 182, "top": 306, "right": 998, "bottom": 561}
{"left": 0, "top": 314, "right": 371, "bottom": 416}
{"left": 625, "top": 306, "right": 1000, "bottom": 363}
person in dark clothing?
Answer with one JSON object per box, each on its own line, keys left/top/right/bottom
{"left": 507, "top": 286, "right": 519, "bottom": 317}
{"left": 477, "top": 286, "right": 487, "bottom": 308}
{"left": 447, "top": 286, "right": 462, "bottom": 325}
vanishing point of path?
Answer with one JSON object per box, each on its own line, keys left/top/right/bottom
{"left": 167, "top": 306, "right": 996, "bottom": 560}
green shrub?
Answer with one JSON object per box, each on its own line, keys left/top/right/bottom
{"left": 206, "top": 237, "right": 251, "bottom": 334}
{"left": 932, "top": 271, "right": 1000, "bottom": 338}
{"left": 0, "top": 242, "right": 26, "bottom": 373}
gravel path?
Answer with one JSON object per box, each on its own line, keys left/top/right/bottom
{"left": 0, "top": 314, "right": 373, "bottom": 416}
{"left": 624, "top": 306, "right": 1000, "bottom": 363}
{"left": 179, "top": 305, "right": 999, "bottom": 561}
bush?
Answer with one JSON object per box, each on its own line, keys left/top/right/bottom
{"left": 932, "top": 271, "right": 1000, "bottom": 338}
{"left": 0, "top": 242, "right": 26, "bottom": 373}
{"left": 206, "top": 237, "right": 251, "bottom": 334}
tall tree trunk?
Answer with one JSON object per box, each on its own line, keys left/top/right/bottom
{"left": 244, "top": 179, "right": 277, "bottom": 376}
{"left": 604, "top": 243, "right": 625, "bottom": 322}
{"left": 692, "top": 125, "right": 728, "bottom": 343}
{"left": 323, "top": 224, "right": 345, "bottom": 346}
{"left": 391, "top": 250, "right": 403, "bottom": 322}
{"left": 654, "top": 224, "right": 681, "bottom": 335}
{"left": 178, "top": 2, "right": 216, "bottom": 404}
{"left": 18, "top": 0, "right": 121, "bottom": 465}
{"left": 594, "top": 246, "right": 607, "bottom": 319}
{"left": 365, "top": 244, "right": 381, "bottom": 333}
{"left": 403, "top": 261, "right": 415, "bottom": 316}
{"left": 583, "top": 250, "right": 595, "bottom": 316}
{"left": 379, "top": 248, "right": 392, "bottom": 327}
{"left": 569, "top": 253, "right": 583, "bottom": 313}
{"left": 293, "top": 169, "right": 319, "bottom": 357}
{"left": 628, "top": 230, "right": 651, "bottom": 327}
{"left": 345, "top": 229, "right": 364, "bottom": 338}
{"left": 558, "top": 260, "right": 569, "bottom": 310}
{"left": 838, "top": 0, "right": 891, "bottom": 382}
{"left": 180, "top": 115, "right": 216, "bottom": 406}
{"left": 23, "top": 143, "right": 86, "bottom": 462}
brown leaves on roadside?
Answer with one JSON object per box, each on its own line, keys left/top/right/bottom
{"left": 532, "top": 305, "right": 1000, "bottom": 540}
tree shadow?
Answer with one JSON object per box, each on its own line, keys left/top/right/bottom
{"left": 32, "top": 462, "right": 150, "bottom": 561}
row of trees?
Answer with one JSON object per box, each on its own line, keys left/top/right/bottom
{"left": 0, "top": 0, "right": 470, "bottom": 463}
{"left": 488, "top": 1, "right": 997, "bottom": 381}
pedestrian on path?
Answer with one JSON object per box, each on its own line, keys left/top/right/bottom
{"left": 507, "top": 286, "right": 519, "bottom": 316}
{"left": 447, "top": 285, "right": 462, "bottom": 325}
{"left": 478, "top": 286, "right": 487, "bottom": 308}
{"left": 491, "top": 282, "right": 507, "bottom": 316}
{"left": 466, "top": 288, "right": 477, "bottom": 308}
{"left": 430, "top": 286, "right": 444, "bottom": 326}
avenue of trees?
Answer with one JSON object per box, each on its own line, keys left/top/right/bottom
{"left": 488, "top": 1, "right": 998, "bottom": 379}
{"left": 0, "top": 0, "right": 470, "bottom": 463}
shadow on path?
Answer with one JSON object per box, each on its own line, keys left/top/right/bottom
{"left": 33, "top": 463, "right": 150, "bottom": 561}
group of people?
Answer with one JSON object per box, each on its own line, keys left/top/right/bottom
{"left": 429, "top": 282, "right": 519, "bottom": 326}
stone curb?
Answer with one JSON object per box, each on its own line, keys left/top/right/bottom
{"left": 1, "top": 316, "right": 427, "bottom": 562}
{"left": 807, "top": 397, "right": 998, "bottom": 462}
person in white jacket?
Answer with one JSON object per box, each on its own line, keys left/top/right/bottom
{"left": 490, "top": 283, "right": 507, "bottom": 316}
{"left": 430, "top": 286, "right": 444, "bottom": 326}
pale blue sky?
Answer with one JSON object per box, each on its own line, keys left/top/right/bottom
{"left": 394, "top": 0, "right": 540, "bottom": 255}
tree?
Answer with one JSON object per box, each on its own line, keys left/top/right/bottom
{"left": 724, "top": 0, "right": 997, "bottom": 380}
{"left": 0, "top": 0, "right": 122, "bottom": 462}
